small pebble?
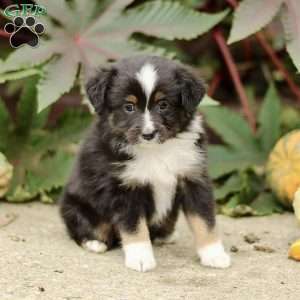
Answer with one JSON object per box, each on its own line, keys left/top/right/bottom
{"left": 38, "top": 287, "right": 45, "bottom": 292}
{"left": 244, "top": 233, "right": 260, "bottom": 244}
{"left": 230, "top": 246, "right": 239, "bottom": 253}
{"left": 253, "top": 245, "right": 275, "bottom": 253}
{"left": 9, "top": 235, "right": 25, "bottom": 242}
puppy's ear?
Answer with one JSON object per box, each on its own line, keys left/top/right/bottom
{"left": 85, "top": 68, "right": 116, "bottom": 113}
{"left": 176, "top": 67, "right": 206, "bottom": 113}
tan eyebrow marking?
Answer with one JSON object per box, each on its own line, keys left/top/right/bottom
{"left": 154, "top": 91, "right": 166, "bottom": 102}
{"left": 126, "top": 95, "right": 138, "bottom": 104}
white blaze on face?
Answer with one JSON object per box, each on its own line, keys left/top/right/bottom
{"left": 136, "top": 63, "right": 158, "bottom": 99}
{"left": 143, "top": 109, "right": 155, "bottom": 134}
{"left": 136, "top": 63, "right": 158, "bottom": 135}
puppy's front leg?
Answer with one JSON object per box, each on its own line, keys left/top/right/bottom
{"left": 120, "top": 218, "right": 156, "bottom": 272}
{"left": 181, "top": 179, "right": 231, "bottom": 269}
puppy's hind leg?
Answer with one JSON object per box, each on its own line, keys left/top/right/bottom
{"left": 180, "top": 179, "right": 231, "bottom": 269}
{"left": 60, "top": 192, "right": 108, "bottom": 254}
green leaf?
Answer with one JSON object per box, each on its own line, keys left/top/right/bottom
{"left": 35, "top": 0, "right": 78, "bottom": 31}
{"left": 88, "top": 0, "right": 135, "bottom": 32}
{"left": 1, "top": 41, "right": 60, "bottom": 73}
{"left": 26, "top": 151, "right": 74, "bottom": 194}
{"left": 214, "top": 174, "right": 242, "bottom": 200}
{"left": 201, "top": 106, "right": 258, "bottom": 152}
{"left": 37, "top": 54, "right": 79, "bottom": 112}
{"left": 79, "top": 67, "right": 95, "bottom": 113}
{"left": 6, "top": 152, "right": 74, "bottom": 202}
{"left": 0, "top": 99, "right": 12, "bottom": 152}
{"left": 228, "top": 0, "right": 283, "bottom": 44}
{"left": 73, "top": 0, "right": 99, "bottom": 29}
{"left": 258, "top": 83, "right": 281, "bottom": 153}
{"left": 281, "top": 1, "right": 300, "bottom": 72}
{"left": 251, "top": 192, "right": 284, "bottom": 215}
{"left": 5, "top": 109, "right": 91, "bottom": 202}
{"left": 280, "top": 105, "right": 300, "bottom": 133}
{"left": 0, "top": 69, "right": 41, "bottom": 84}
{"left": 6, "top": 186, "right": 35, "bottom": 203}
{"left": 129, "top": 38, "right": 176, "bottom": 59}
{"left": 1, "top": 0, "right": 229, "bottom": 113}
{"left": 16, "top": 77, "right": 38, "bottom": 135}
{"left": 51, "top": 109, "right": 92, "bottom": 144}
{"left": 97, "top": 1, "right": 228, "bottom": 40}
{"left": 208, "top": 145, "right": 264, "bottom": 179}
{"left": 238, "top": 170, "right": 262, "bottom": 205}
{"left": 30, "top": 109, "right": 92, "bottom": 152}
{"left": 32, "top": 108, "right": 50, "bottom": 129}
{"left": 85, "top": 36, "right": 176, "bottom": 64}
{"left": 220, "top": 195, "right": 254, "bottom": 217}
{"left": 200, "top": 95, "right": 219, "bottom": 107}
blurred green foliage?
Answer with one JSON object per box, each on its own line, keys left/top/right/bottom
{"left": 0, "top": 0, "right": 299, "bottom": 213}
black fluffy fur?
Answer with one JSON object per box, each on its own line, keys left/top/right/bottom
{"left": 60, "top": 55, "right": 215, "bottom": 248}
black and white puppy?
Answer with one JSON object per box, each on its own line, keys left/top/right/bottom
{"left": 60, "top": 55, "right": 231, "bottom": 272}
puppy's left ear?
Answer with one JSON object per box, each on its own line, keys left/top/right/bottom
{"left": 176, "top": 67, "right": 206, "bottom": 113}
{"left": 85, "top": 67, "right": 116, "bottom": 114}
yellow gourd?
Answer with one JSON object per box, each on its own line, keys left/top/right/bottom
{"left": 266, "top": 130, "right": 300, "bottom": 207}
{"left": 0, "top": 152, "right": 13, "bottom": 198}
{"left": 289, "top": 189, "right": 300, "bottom": 261}
{"left": 294, "top": 188, "right": 300, "bottom": 222}
{"left": 289, "top": 239, "right": 300, "bottom": 261}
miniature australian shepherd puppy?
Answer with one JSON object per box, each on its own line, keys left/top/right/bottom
{"left": 60, "top": 55, "right": 231, "bottom": 272}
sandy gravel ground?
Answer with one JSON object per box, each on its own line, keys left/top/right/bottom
{"left": 0, "top": 203, "right": 300, "bottom": 300}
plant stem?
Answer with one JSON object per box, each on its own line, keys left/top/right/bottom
{"left": 226, "top": 0, "right": 300, "bottom": 102}
{"left": 208, "top": 71, "right": 222, "bottom": 97}
{"left": 256, "top": 32, "right": 300, "bottom": 102}
{"left": 213, "top": 29, "right": 256, "bottom": 132}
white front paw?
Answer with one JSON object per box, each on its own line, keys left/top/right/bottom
{"left": 124, "top": 242, "right": 157, "bottom": 272}
{"left": 82, "top": 240, "right": 107, "bottom": 253}
{"left": 198, "top": 241, "right": 231, "bottom": 269}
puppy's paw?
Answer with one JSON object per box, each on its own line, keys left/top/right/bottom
{"left": 198, "top": 241, "right": 231, "bottom": 269}
{"left": 82, "top": 240, "right": 107, "bottom": 253}
{"left": 124, "top": 242, "right": 156, "bottom": 272}
{"left": 154, "top": 230, "right": 178, "bottom": 245}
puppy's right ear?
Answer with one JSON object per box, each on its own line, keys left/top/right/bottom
{"left": 85, "top": 68, "right": 116, "bottom": 113}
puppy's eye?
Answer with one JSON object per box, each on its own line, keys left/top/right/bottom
{"left": 158, "top": 100, "right": 168, "bottom": 111}
{"left": 124, "top": 103, "right": 135, "bottom": 113}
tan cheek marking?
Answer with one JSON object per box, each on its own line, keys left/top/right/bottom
{"left": 154, "top": 91, "right": 166, "bottom": 102}
{"left": 126, "top": 95, "right": 138, "bottom": 104}
{"left": 185, "top": 214, "right": 218, "bottom": 249}
{"left": 119, "top": 218, "right": 150, "bottom": 245}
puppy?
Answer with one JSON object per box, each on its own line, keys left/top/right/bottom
{"left": 60, "top": 55, "right": 231, "bottom": 272}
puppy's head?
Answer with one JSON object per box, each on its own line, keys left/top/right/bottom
{"left": 86, "top": 56, "right": 205, "bottom": 146}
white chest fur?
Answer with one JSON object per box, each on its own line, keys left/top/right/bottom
{"left": 119, "top": 116, "right": 205, "bottom": 223}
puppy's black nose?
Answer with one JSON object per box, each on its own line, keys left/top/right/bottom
{"left": 142, "top": 131, "right": 157, "bottom": 141}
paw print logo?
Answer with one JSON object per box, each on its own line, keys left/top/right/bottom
{"left": 4, "top": 16, "right": 45, "bottom": 48}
